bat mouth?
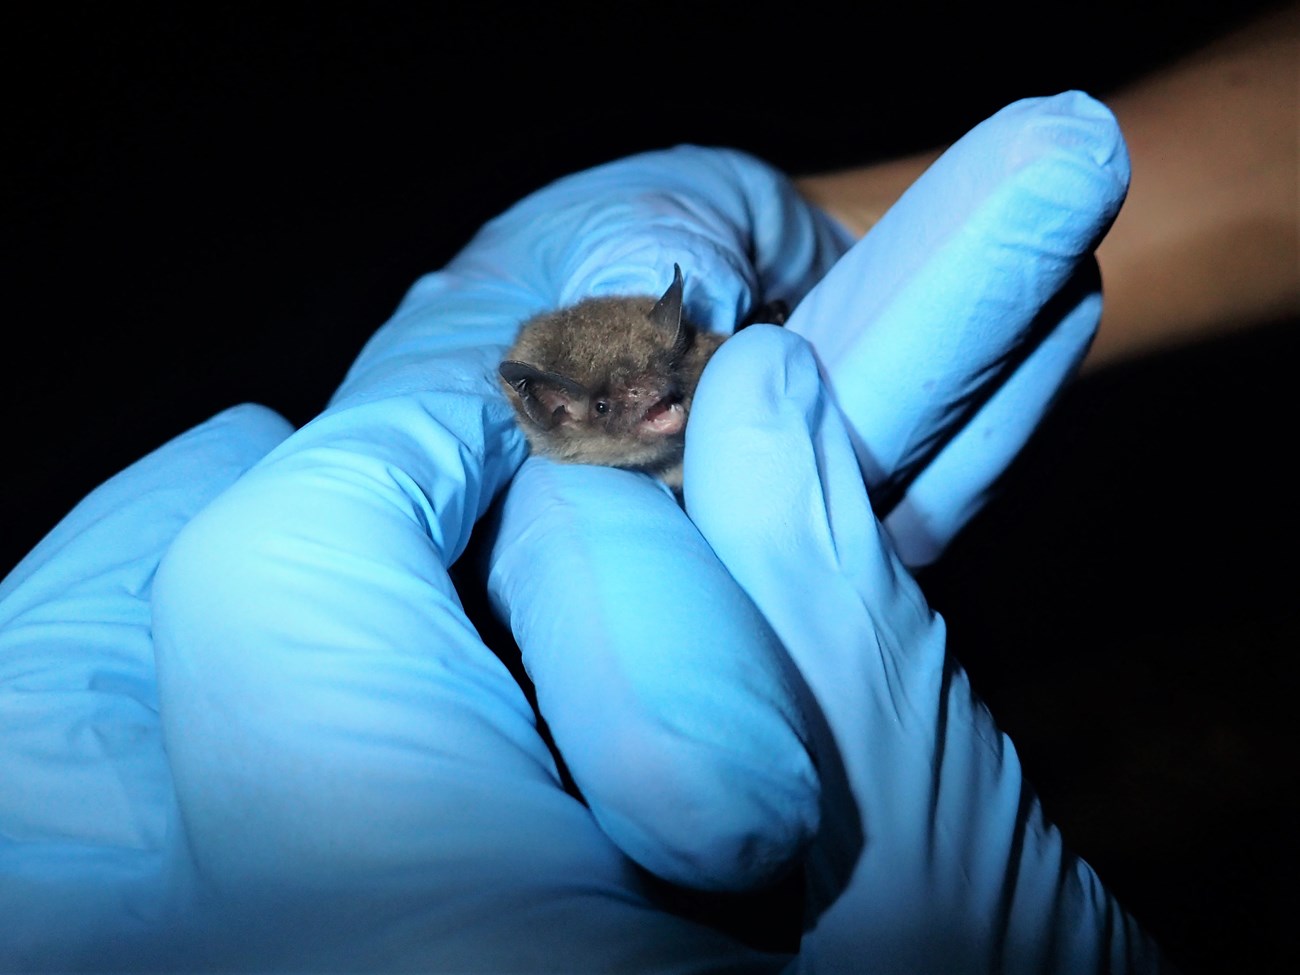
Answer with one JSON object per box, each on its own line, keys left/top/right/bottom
{"left": 640, "top": 396, "right": 686, "bottom": 435}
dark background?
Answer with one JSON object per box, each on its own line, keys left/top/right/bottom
{"left": 4, "top": 2, "right": 1295, "bottom": 972}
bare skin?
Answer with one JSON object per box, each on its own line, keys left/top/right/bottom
{"left": 794, "top": 2, "right": 1300, "bottom": 372}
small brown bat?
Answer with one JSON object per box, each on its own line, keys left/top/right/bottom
{"left": 499, "top": 265, "right": 785, "bottom": 490}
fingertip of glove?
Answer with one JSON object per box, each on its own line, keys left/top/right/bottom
{"left": 1003, "top": 90, "right": 1131, "bottom": 201}
{"left": 211, "top": 406, "right": 295, "bottom": 467}
{"left": 586, "top": 726, "right": 821, "bottom": 892}
{"left": 686, "top": 325, "right": 838, "bottom": 550}
{"left": 695, "top": 325, "right": 823, "bottom": 429}
{"left": 689, "top": 326, "right": 825, "bottom": 484}
{"left": 1049, "top": 90, "right": 1127, "bottom": 166}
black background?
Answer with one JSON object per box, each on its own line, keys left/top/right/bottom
{"left": 5, "top": 2, "right": 1296, "bottom": 972}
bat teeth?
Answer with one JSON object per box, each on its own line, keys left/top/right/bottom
{"left": 640, "top": 398, "right": 686, "bottom": 435}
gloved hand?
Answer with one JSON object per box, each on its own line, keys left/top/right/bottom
{"left": 685, "top": 323, "right": 1165, "bottom": 973}
{"left": 0, "top": 90, "right": 1155, "bottom": 972}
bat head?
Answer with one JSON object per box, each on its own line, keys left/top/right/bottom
{"left": 499, "top": 264, "right": 710, "bottom": 476}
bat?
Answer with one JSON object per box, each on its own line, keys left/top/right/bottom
{"left": 498, "top": 265, "right": 785, "bottom": 491}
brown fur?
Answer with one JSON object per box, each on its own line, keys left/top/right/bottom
{"left": 499, "top": 266, "right": 723, "bottom": 490}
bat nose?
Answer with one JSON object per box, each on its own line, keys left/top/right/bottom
{"left": 624, "top": 372, "right": 679, "bottom": 404}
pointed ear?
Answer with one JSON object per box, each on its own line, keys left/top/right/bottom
{"left": 499, "top": 360, "right": 590, "bottom": 429}
{"left": 648, "top": 264, "right": 689, "bottom": 357}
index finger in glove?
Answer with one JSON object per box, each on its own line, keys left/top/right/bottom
{"left": 788, "top": 90, "right": 1130, "bottom": 564}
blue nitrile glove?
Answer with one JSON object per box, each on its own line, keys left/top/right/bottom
{"left": 685, "top": 324, "right": 1166, "bottom": 973}
{"left": 788, "top": 91, "right": 1128, "bottom": 567}
{"left": 483, "top": 91, "right": 1160, "bottom": 973}
{"left": 0, "top": 143, "right": 848, "bottom": 970}
{"left": 0, "top": 89, "right": 1152, "bottom": 972}
{"left": 0, "top": 405, "right": 297, "bottom": 971}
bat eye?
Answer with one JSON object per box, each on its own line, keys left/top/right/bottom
{"left": 593, "top": 400, "right": 610, "bottom": 416}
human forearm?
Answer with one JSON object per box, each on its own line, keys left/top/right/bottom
{"left": 1087, "top": 1, "right": 1299, "bottom": 367}
{"left": 794, "top": 3, "right": 1300, "bottom": 371}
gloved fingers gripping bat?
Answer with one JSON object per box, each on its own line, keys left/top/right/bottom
{"left": 481, "top": 89, "right": 1130, "bottom": 893}
{"left": 142, "top": 142, "right": 850, "bottom": 959}
{"left": 496, "top": 263, "right": 789, "bottom": 492}
{"left": 491, "top": 94, "right": 1127, "bottom": 567}
{"left": 1, "top": 92, "right": 1134, "bottom": 970}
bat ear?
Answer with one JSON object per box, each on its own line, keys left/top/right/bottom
{"left": 499, "top": 360, "right": 590, "bottom": 429}
{"left": 648, "top": 264, "right": 690, "bottom": 357}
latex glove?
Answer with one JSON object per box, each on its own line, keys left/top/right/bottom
{"left": 0, "top": 90, "right": 1147, "bottom": 972}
